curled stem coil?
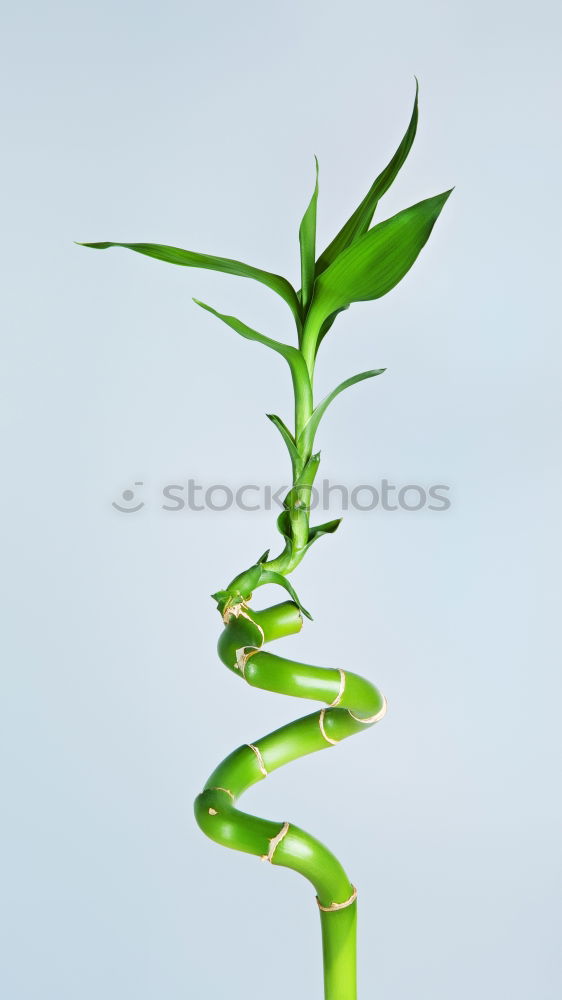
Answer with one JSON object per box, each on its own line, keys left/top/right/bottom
{"left": 194, "top": 599, "right": 387, "bottom": 999}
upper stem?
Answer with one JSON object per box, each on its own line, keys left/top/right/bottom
{"left": 224, "top": 310, "right": 320, "bottom": 587}
{"left": 300, "top": 302, "right": 323, "bottom": 379}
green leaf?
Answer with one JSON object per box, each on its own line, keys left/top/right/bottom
{"left": 273, "top": 511, "right": 341, "bottom": 564}
{"left": 284, "top": 452, "right": 321, "bottom": 511}
{"left": 304, "top": 190, "right": 452, "bottom": 355}
{"left": 266, "top": 414, "right": 300, "bottom": 470}
{"left": 316, "top": 304, "right": 349, "bottom": 344}
{"left": 293, "top": 451, "right": 321, "bottom": 489}
{"left": 315, "top": 80, "right": 419, "bottom": 275}
{"left": 298, "top": 517, "right": 342, "bottom": 557}
{"left": 306, "top": 517, "right": 342, "bottom": 545}
{"left": 226, "top": 561, "right": 264, "bottom": 600}
{"left": 256, "top": 549, "right": 270, "bottom": 564}
{"left": 297, "top": 369, "right": 385, "bottom": 452}
{"left": 211, "top": 589, "right": 229, "bottom": 605}
{"left": 258, "top": 568, "right": 312, "bottom": 620}
{"left": 193, "top": 300, "right": 310, "bottom": 397}
{"left": 299, "top": 157, "right": 319, "bottom": 313}
{"left": 276, "top": 509, "right": 293, "bottom": 544}
{"left": 211, "top": 589, "right": 231, "bottom": 616}
{"left": 76, "top": 241, "right": 302, "bottom": 328}
{"left": 272, "top": 510, "right": 294, "bottom": 563}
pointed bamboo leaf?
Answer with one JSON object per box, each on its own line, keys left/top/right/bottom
{"left": 211, "top": 589, "right": 230, "bottom": 611}
{"left": 275, "top": 511, "right": 340, "bottom": 561}
{"left": 297, "top": 370, "right": 385, "bottom": 452}
{"left": 258, "top": 568, "right": 312, "bottom": 620}
{"left": 266, "top": 414, "right": 300, "bottom": 469}
{"left": 305, "top": 190, "right": 452, "bottom": 352}
{"left": 316, "top": 304, "right": 349, "bottom": 345}
{"left": 299, "top": 157, "right": 319, "bottom": 313}
{"left": 224, "top": 560, "right": 266, "bottom": 602}
{"left": 299, "top": 517, "right": 343, "bottom": 557}
{"left": 256, "top": 549, "right": 270, "bottom": 564}
{"left": 76, "top": 241, "right": 302, "bottom": 327}
{"left": 307, "top": 518, "right": 342, "bottom": 544}
{"left": 292, "top": 452, "right": 321, "bottom": 491}
{"left": 193, "top": 300, "right": 310, "bottom": 395}
{"left": 315, "top": 81, "right": 419, "bottom": 275}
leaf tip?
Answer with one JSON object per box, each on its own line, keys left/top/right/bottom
{"left": 74, "top": 241, "right": 111, "bottom": 249}
{"left": 436, "top": 188, "right": 455, "bottom": 211}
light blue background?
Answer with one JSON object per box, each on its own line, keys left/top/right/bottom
{"left": 2, "top": 1, "right": 561, "bottom": 997}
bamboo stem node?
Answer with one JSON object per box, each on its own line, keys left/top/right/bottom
{"left": 261, "top": 821, "right": 290, "bottom": 863}
{"left": 247, "top": 742, "right": 268, "bottom": 777}
{"left": 236, "top": 645, "right": 261, "bottom": 676}
{"left": 222, "top": 600, "right": 247, "bottom": 624}
{"left": 317, "top": 885, "right": 358, "bottom": 912}
{"left": 206, "top": 786, "right": 235, "bottom": 801}
{"left": 329, "top": 668, "right": 346, "bottom": 707}
{"left": 318, "top": 707, "right": 339, "bottom": 746}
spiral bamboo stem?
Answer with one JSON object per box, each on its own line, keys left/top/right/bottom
{"left": 194, "top": 600, "right": 387, "bottom": 1000}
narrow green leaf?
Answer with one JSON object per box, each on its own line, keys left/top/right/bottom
{"left": 316, "top": 304, "right": 349, "bottom": 344}
{"left": 211, "top": 589, "right": 230, "bottom": 610}
{"left": 315, "top": 80, "right": 419, "bottom": 275}
{"left": 258, "top": 568, "right": 312, "bottom": 620}
{"left": 304, "top": 190, "right": 452, "bottom": 356}
{"left": 274, "top": 511, "right": 341, "bottom": 563}
{"left": 256, "top": 549, "right": 270, "bottom": 564}
{"left": 296, "top": 452, "right": 321, "bottom": 485}
{"left": 307, "top": 517, "right": 342, "bottom": 544}
{"left": 266, "top": 414, "right": 300, "bottom": 470}
{"left": 276, "top": 510, "right": 293, "bottom": 543}
{"left": 76, "top": 241, "right": 302, "bottom": 327}
{"left": 299, "top": 517, "right": 343, "bottom": 556}
{"left": 297, "top": 369, "right": 385, "bottom": 452}
{"left": 299, "top": 157, "right": 319, "bottom": 313}
{"left": 193, "top": 300, "right": 310, "bottom": 396}
{"left": 227, "top": 562, "right": 264, "bottom": 596}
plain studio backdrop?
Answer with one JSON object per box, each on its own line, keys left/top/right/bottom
{"left": 1, "top": 1, "right": 561, "bottom": 998}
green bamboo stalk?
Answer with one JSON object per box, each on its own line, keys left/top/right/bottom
{"left": 78, "top": 81, "right": 451, "bottom": 998}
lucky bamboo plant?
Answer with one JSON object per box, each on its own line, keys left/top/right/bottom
{"left": 79, "top": 81, "right": 450, "bottom": 999}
